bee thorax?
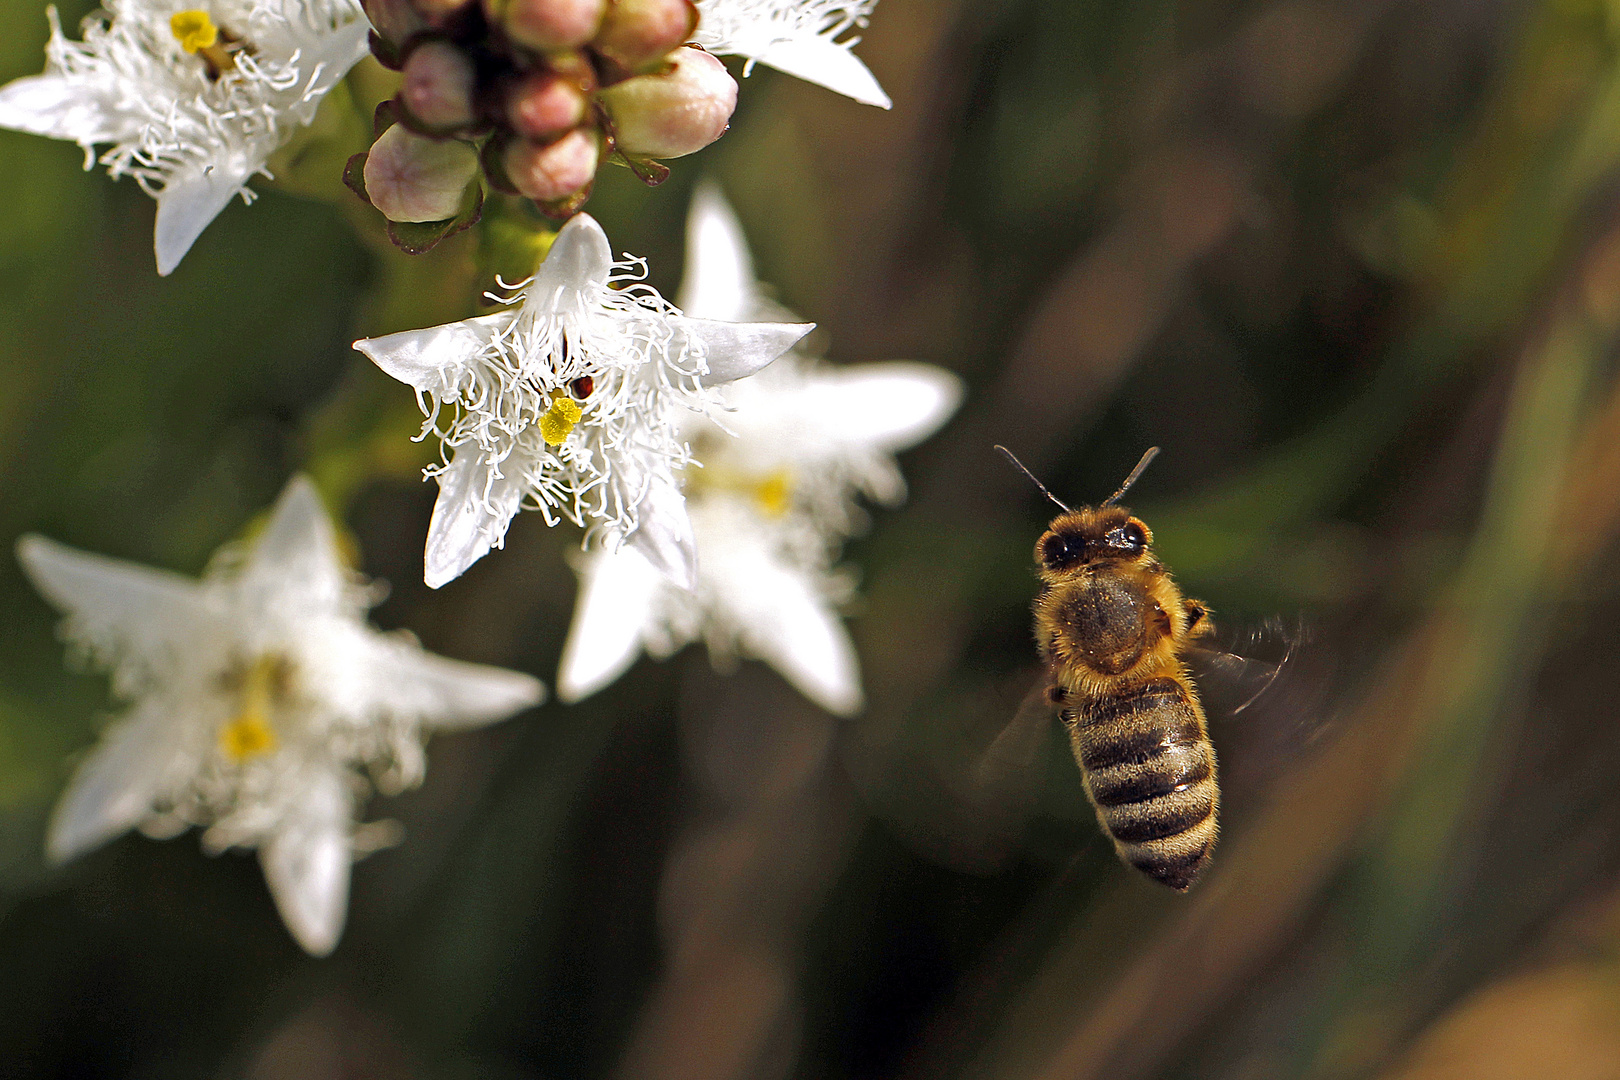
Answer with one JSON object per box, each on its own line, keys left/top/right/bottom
{"left": 1044, "top": 573, "right": 1152, "bottom": 676}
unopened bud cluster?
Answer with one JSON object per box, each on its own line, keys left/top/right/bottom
{"left": 358, "top": 0, "right": 738, "bottom": 223}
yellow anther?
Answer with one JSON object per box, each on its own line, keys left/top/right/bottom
{"left": 539, "top": 395, "right": 583, "bottom": 446}
{"left": 170, "top": 10, "right": 219, "bottom": 53}
{"left": 219, "top": 655, "right": 283, "bottom": 762}
{"left": 754, "top": 470, "right": 792, "bottom": 517}
{"left": 220, "top": 711, "right": 277, "bottom": 760}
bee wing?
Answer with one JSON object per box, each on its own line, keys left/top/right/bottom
{"left": 1186, "top": 615, "right": 1307, "bottom": 719}
{"left": 972, "top": 679, "right": 1059, "bottom": 799}
{"left": 1187, "top": 615, "right": 1336, "bottom": 794}
{"left": 923, "top": 676, "right": 1061, "bottom": 871}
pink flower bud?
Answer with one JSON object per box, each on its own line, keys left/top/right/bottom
{"left": 505, "top": 71, "right": 588, "bottom": 140}
{"left": 364, "top": 125, "right": 480, "bottom": 221}
{"left": 362, "top": 0, "right": 425, "bottom": 45}
{"left": 401, "top": 40, "right": 478, "bottom": 131}
{"left": 593, "top": 0, "right": 697, "bottom": 73}
{"left": 598, "top": 46, "right": 737, "bottom": 159}
{"left": 504, "top": 128, "right": 600, "bottom": 202}
{"left": 501, "top": 0, "right": 604, "bottom": 50}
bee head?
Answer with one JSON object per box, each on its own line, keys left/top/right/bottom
{"left": 994, "top": 445, "right": 1162, "bottom": 578}
{"left": 1036, "top": 506, "right": 1153, "bottom": 577}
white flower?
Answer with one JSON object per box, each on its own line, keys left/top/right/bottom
{"left": 17, "top": 477, "right": 543, "bottom": 955}
{"left": 556, "top": 183, "right": 959, "bottom": 715}
{"left": 0, "top": 0, "right": 370, "bottom": 274}
{"left": 353, "top": 212, "right": 813, "bottom": 591}
{"left": 693, "top": 0, "right": 890, "bottom": 109}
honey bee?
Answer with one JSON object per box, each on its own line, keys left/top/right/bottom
{"left": 997, "top": 445, "right": 1219, "bottom": 890}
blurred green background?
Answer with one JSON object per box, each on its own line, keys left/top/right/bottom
{"left": 6, "top": 0, "right": 1620, "bottom": 1077}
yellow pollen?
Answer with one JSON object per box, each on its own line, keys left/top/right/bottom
{"left": 539, "top": 396, "right": 583, "bottom": 445}
{"left": 219, "top": 655, "right": 281, "bottom": 762}
{"left": 220, "top": 711, "right": 276, "bottom": 760}
{"left": 754, "top": 470, "right": 792, "bottom": 517}
{"left": 170, "top": 10, "right": 219, "bottom": 53}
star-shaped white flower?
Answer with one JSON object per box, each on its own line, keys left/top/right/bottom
{"left": 354, "top": 212, "right": 813, "bottom": 591}
{"left": 0, "top": 0, "right": 370, "bottom": 274}
{"left": 556, "top": 183, "right": 959, "bottom": 715}
{"left": 18, "top": 476, "right": 543, "bottom": 955}
{"left": 693, "top": 0, "right": 891, "bottom": 108}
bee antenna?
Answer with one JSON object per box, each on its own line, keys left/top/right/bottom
{"left": 994, "top": 445, "right": 1072, "bottom": 513}
{"left": 1102, "top": 447, "right": 1161, "bottom": 507}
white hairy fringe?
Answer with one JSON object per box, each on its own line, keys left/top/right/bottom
{"left": 41, "top": 0, "right": 364, "bottom": 194}
{"left": 693, "top": 0, "right": 878, "bottom": 51}
{"left": 417, "top": 257, "right": 723, "bottom": 541}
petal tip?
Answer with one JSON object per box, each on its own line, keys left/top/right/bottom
{"left": 15, "top": 532, "right": 50, "bottom": 572}
{"left": 537, "top": 212, "right": 614, "bottom": 291}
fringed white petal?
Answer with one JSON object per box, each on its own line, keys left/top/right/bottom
{"left": 811, "top": 362, "right": 963, "bottom": 450}
{"left": 238, "top": 476, "right": 351, "bottom": 614}
{"left": 625, "top": 471, "right": 699, "bottom": 590}
{"left": 45, "top": 697, "right": 187, "bottom": 863}
{"left": 354, "top": 313, "right": 509, "bottom": 393}
{"left": 260, "top": 766, "right": 352, "bottom": 957}
{"left": 746, "top": 32, "right": 891, "bottom": 109}
{"left": 17, "top": 533, "right": 212, "bottom": 673}
{"left": 153, "top": 156, "right": 257, "bottom": 275}
{"left": 682, "top": 317, "right": 814, "bottom": 383}
{"left": 726, "top": 541, "right": 863, "bottom": 716}
{"left": 366, "top": 637, "right": 545, "bottom": 729}
{"left": 678, "top": 180, "right": 757, "bottom": 323}
{"left": 693, "top": 0, "right": 890, "bottom": 107}
{"left": 0, "top": 72, "right": 133, "bottom": 145}
{"left": 527, "top": 212, "right": 615, "bottom": 310}
{"left": 424, "top": 450, "right": 530, "bottom": 589}
{"left": 556, "top": 547, "right": 664, "bottom": 703}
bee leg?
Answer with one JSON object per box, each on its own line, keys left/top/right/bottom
{"left": 1183, "top": 599, "right": 1213, "bottom": 638}
{"left": 1152, "top": 601, "right": 1174, "bottom": 639}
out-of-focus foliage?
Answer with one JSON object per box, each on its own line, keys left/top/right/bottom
{"left": 7, "top": 0, "right": 1620, "bottom": 1077}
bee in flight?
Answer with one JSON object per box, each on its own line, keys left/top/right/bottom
{"left": 996, "top": 445, "right": 1219, "bottom": 890}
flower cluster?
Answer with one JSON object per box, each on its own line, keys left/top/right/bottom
{"left": 0, "top": 0, "right": 371, "bottom": 274}
{"left": 351, "top": 0, "right": 888, "bottom": 236}
{"left": 2, "top": 0, "right": 961, "bottom": 956}
{"left": 557, "top": 184, "right": 958, "bottom": 715}
{"left": 19, "top": 478, "right": 543, "bottom": 954}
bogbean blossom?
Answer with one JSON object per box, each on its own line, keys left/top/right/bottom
{"left": 0, "top": 0, "right": 371, "bottom": 274}
{"left": 557, "top": 184, "right": 959, "bottom": 715}
{"left": 354, "top": 211, "right": 813, "bottom": 590}
{"left": 17, "top": 477, "right": 543, "bottom": 955}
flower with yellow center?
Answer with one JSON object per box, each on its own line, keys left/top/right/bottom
{"left": 0, "top": 0, "right": 370, "bottom": 274}
{"left": 355, "top": 213, "right": 813, "bottom": 592}
{"left": 17, "top": 476, "right": 543, "bottom": 955}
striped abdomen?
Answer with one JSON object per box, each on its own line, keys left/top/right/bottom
{"left": 1062, "top": 676, "right": 1218, "bottom": 890}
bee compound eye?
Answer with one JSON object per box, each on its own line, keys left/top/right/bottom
{"left": 1104, "top": 522, "right": 1146, "bottom": 555}
{"left": 1041, "top": 532, "right": 1085, "bottom": 569}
